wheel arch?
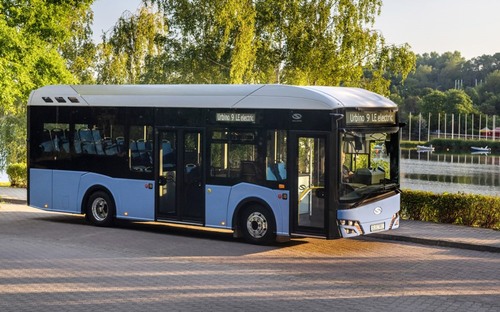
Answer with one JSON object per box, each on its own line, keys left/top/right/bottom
{"left": 232, "top": 197, "right": 276, "bottom": 238}
{"left": 81, "top": 184, "right": 116, "bottom": 216}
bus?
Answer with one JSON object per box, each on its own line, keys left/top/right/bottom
{"left": 27, "top": 84, "right": 401, "bottom": 244}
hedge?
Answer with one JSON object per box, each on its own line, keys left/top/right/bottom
{"left": 401, "top": 189, "right": 500, "bottom": 230}
{"left": 6, "top": 163, "right": 27, "bottom": 188}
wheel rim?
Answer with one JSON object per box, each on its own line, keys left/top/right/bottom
{"left": 91, "top": 197, "right": 108, "bottom": 222}
{"left": 246, "top": 212, "right": 268, "bottom": 239}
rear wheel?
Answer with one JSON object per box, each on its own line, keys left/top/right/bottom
{"left": 86, "top": 191, "right": 115, "bottom": 227}
{"left": 240, "top": 205, "right": 276, "bottom": 245}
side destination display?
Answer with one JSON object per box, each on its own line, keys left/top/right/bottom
{"left": 216, "top": 112, "right": 256, "bottom": 123}
{"left": 346, "top": 111, "right": 396, "bottom": 125}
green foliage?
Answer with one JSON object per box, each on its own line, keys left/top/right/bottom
{"left": 97, "top": 6, "right": 166, "bottom": 84}
{"left": 401, "top": 190, "right": 500, "bottom": 230}
{"left": 444, "top": 89, "right": 475, "bottom": 114}
{"left": 393, "top": 52, "right": 500, "bottom": 116}
{"left": 0, "top": 0, "right": 93, "bottom": 169}
{"left": 421, "top": 90, "right": 447, "bottom": 116}
{"left": 140, "top": 0, "right": 415, "bottom": 92}
{"left": 6, "top": 163, "right": 27, "bottom": 187}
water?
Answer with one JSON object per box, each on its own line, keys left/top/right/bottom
{"left": 401, "top": 150, "right": 500, "bottom": 196}
{"left": 0, "top": 170, "right": 7, "bottom": 182}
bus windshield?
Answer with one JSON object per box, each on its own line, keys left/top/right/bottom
{"left": 340, "top": 129, "right": 399, "bottom": 203}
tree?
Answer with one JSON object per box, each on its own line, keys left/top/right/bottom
{"left": 144, "top": 0, "right": 415, "bottom": 93}
{"left": 0, "top": 0, "right": 93, "bottom": 169}
{"left": 421, "top": 90, "right": 446, "bottom": 116}
{"left": 97, "top": 6, "right": 166, "bottom": 84}
{"left": 477, "top": 70, "right": 500, "bottom": 114}
{"left": 60, "top": 10, "right": 97, "bottom": 84}
{"left": 443, "top": 89, "right": 474, "bottom": 115}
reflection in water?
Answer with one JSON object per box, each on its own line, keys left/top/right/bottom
{"left": 401, "top": 150, "right": 500, "bottom": 196}
{"left": 404, "top": 149, "right": 500, "bottom": 165}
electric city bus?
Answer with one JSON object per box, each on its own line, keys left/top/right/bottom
{"left": 27, "top": 84, "right": 401, "bottom": 244}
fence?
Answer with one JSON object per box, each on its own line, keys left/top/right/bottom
{"left": 403, "top": 113, "right": 499, "bottom": 142}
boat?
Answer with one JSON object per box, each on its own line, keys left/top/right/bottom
{"left": 470, "top": 146, "right": 491, "bottom": 153}
{"left": 416, "top": 145, "right": 435, "bottom": 152}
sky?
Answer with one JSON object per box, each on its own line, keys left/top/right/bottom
{"left": 91, "top": 0, "right": 500, "bottom": 60}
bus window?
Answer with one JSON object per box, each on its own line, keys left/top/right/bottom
{"left": 266, "top": 130, "right": 287, "bottom": 181}
{"left": 209, "top": 130, "right": 265, "bottom": 182}
{"left": 39, "top": 123, "right": 70, "bottom": 157}
{"left": 129, "top": 125, "right": 153, "bottom": 172}
{"left": 340, "top": 131, "right": 399, "bottom": 201}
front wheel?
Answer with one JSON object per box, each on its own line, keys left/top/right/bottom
{"left": 86, "top": 191, "right": 115, "bottom": 227}
{"left": 240, "top": 205, "right": 276, "bottom": 245}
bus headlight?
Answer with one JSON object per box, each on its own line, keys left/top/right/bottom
{"left": 338, "top": 219, "right": 363, "bottom": 235}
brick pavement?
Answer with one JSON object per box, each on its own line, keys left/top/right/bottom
{"left": 0, "top": 203, "right": 499, "bottom": 312}
{"left": 1, "top": 186, "right": 498, "bottom": 252}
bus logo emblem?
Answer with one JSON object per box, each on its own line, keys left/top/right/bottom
{"left": 292, "top": 113, "right": 302, "bottom": 120}
{"left": 374, "top": 207, "right": 382, "bottom": 215}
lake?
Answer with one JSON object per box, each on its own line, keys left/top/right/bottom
{"left": 0, "top": 170, "right": 7, "bottom": 182}
{"left": 401, "top": 150, "right": 500, "bottom": 196}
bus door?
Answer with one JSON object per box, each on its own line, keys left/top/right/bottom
{"left": 290, "top": 133, "right": 328, "bottom": 237}
{"left": 156, "top": 129, "right": 205, "bottom": 223}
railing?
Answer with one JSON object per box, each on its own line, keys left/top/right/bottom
{"left": 403, "top": 113, "right": 499, "bottom": 142}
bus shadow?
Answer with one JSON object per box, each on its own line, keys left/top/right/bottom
{"left": 35, "top": 213, "right": 307, "bottom": 248}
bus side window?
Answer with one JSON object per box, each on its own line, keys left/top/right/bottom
{"left": 129, "top": 125, "right": 153, "bottom": 172}
{"left": 266, "top": 130, "right": 287, "bottom": 181}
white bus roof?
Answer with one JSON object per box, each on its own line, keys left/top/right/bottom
{"left": 28, "top": 84, "right": 397, "bottom": 110}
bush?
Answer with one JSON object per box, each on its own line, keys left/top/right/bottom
{"left": 6, "top": 163, "right": 27, "bottom": 187}
{"left": 401, "top": 189, "right": 500, "bottom": 230}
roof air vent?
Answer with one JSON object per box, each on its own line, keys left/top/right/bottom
{"left": 55, "top": 97, "right": 66, "bottom": 103}
{"left": 68, "top": 97, "right": 79, "bottom": 103}
{"left": 42, "top": 97, "right": 53, "bottom": 103}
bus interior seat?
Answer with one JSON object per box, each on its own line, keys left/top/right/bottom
{"left": 51, "top": 128, "right": 69, "bottom": 153}
{"left": 40, "top": 129, "right": 54, "bottom": 152}
{"left": 241, "top": 161, "right": 257, "bottom": 182}
{"left": 137, "top": 139, "right": 147, "bottom": 151}
{"left": 277, "top": 162, "right": 286, "bottom": 180}
{"left": 79, "top": 129, "right": 96, "bottom": 154}
{"left": 73, "top": 130, "right": 82, "bottom": 154}
{"left": 162, "top": 140, "right": 173, "bottom": 155}
{"left": 266, "top": 166, "right": 277, "bottom": 181}
{"left": 116, "top": 137, "right": 125, "bottom": 153}
{"left": 92, "top": 129, "right": 105, "bottom": 155}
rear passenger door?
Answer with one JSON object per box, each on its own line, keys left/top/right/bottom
{"left": 156, "top": 128, "right": 205, "bottom": 223}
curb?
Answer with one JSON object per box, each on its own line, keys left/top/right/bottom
{"left": 0, "top": 197, "right": 27, "bottom": 205}
{"left": 371, "top": 233, "right": 500, "bottom": 253}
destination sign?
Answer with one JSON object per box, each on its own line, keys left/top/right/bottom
{"left": 216, "top": 112, "right": 256, "bottom": 123}
{"left": 346, "top": 111, "right": 396, "bottom": 125}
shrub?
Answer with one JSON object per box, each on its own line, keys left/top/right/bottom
{"left": 401, "top": 189, "right": 500, "bottom": 230}
{"left": 6, "top": 163, "right": 27, "bottom": 187}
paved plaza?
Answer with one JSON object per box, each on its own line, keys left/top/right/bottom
{"left": 0, "top": 202, "right": 499, "bottom": 312}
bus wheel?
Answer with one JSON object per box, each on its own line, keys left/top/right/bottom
{"left": 241, "top": 205, "right": 276, "bottom": 245}
{"left": 86, "top": 191, "right": 115, "bottom": 227}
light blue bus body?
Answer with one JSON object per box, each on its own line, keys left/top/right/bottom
{"left": 28, "top": 84, "right": 401, "bottom": 243}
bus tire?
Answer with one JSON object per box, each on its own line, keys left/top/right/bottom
{"left": 86, "top": 191, "right": 115, "bottom": 227}
{"left": 240, "top": 205, "right": 276, "bottom": 245}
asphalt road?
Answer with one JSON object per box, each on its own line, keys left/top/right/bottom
{"left": 1, "top": 203, "right": 499, "bottom": 312}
